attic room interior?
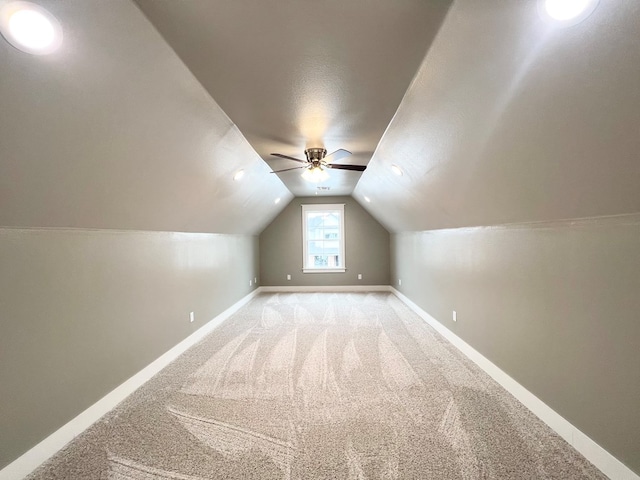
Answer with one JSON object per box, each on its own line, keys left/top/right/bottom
{"left": 0, "top": 0, "right": 638, "bottom": 478}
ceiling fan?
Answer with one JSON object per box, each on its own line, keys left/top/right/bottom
{"left": 270, "top": 148, "right": 366, "bottom": 182}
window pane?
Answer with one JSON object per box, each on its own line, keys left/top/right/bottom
{"left": 306, "top": 253, "right": 341, "bottom": 268}
{"left": 306, "top": 238, "right": 342, "bottom": 267}
{"left": 302, "top": 205, "right": 345, "bottom": 271}
{"left": 308, "top": 240, "right": 323, "bottom": 256}
{"left": 314, "top": 255, "right": 328, "bottom": 266}
{"left": 307, "top": 213, "right": 325, "bottom": 239}
{"left": 324, "top": 240, "right": 339, "bottom": 251}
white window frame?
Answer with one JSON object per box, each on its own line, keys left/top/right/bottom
{"left": 302, "top": 203, "right": 346, "bottom": 273}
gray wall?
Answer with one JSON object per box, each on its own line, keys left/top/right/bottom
{"left": 391, "top": 214, "right": 640, "bottom": 475}
{"left": 0, "top": 1, "right": 288, "bottom": 470}
{"left": 260, "top": 196, "right": 389, "bottom": 286}
{"left": 0, "top": 227, "right": 259, "bottom": 469}
{"left": 355, "top": 2, "right": 640, "bottom": 473}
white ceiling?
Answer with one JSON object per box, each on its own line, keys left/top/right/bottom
{"left": 134, "top": 0, "right": 452, "bottom": 197}
{"left": 355, "top": 0, "right": 640, "bottom": 232}
{"left": 2, "top": 0, "right": 638, "bottom": 235}
{"left": 0, "top": 0, "right": 292, "bottom": 234}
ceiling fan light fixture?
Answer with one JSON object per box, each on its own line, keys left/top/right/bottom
{"left": 301, "top": 166, "right": 329, "bottom": 183}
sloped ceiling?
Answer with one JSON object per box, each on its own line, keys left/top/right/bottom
{"left": 355, "top": 0, "right": 640, "bottom": 232}
{"left": 2, "top": 0, "right": 638, "bottom": 236}
{"left": 134, "top": 0, "right": 452, "bottom": 197}
{"left": 0, "top": 0, "right": 292, "bottom": 235}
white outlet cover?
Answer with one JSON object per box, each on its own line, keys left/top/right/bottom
{"left": 398, "top": 279, "right": 402, "bottom": 286}
{"left": 358, "top": 274, "right": 362, "bottom": 280}
{"left": 453, "top": 311, "right": 457, "bottom": 322}
{"left": 189, "top": 312, "right": 195, "bottom": 323}
{"left": 249, "top": 280, "right": 252, "bottom": 286}
{"left": 287, "top": 274, "right": 291, "bottom": 280}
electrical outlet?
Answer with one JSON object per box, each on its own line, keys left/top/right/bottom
{"left": 287, "top": 274, "right": 291, "bottom": 280}
{"left": 190, "top": 312, "right": 195, "bottom": 323}
{"left": 452, "top": 311, "right": 457, "bottom": 322}
{"left": 249, "top": 280, "right": 252, "bottom": 286}
{"left": 357, "top": 273, "right": 362, "bottom": 280}
{"left": 254, "top": 277, "right": 257, "bottom": 284}
{"left": 398, "top": 279, "right": 402, "bottom": 286}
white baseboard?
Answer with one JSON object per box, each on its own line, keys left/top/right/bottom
{"left": 0, "top": 288, "right": 261, "bottom": 480}
{"left": 390, "top": 287, "right": 639, "bottom": 480}
{"left": 6, "top": 286, "right": 635, "bottom": 480}
{"left": 258, "top": 285, "right": 392, "bottom": 293}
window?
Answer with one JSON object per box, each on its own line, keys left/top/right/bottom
{"left": 302, "top": 204, "right": 345, "bottom": 273}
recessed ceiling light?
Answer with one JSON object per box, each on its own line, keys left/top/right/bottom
{"left": 233, "top": 169, "right": 245, "bottom": 181}
{"left": 539, "top": 0, "right": 599, "bottom": 25}
{"left": 364, "top": 196, "right": 371, "bottom": 203}
{"left": 274, "top": 197, "right": 281, "bottom": 204}
{"left": 391, "top": 164, "right": 403, "bottom": 176}
{"left": 0, "top": 2, "right": 63, "bottom": 55}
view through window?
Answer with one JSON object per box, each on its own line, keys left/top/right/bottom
{"left": 302, "top": 204, "right": 346, "bottom": 273}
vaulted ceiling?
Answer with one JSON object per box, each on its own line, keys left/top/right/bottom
{"left": 355, "top": 0, "right": 640, "bottom": 232}
{"left": 0, "top": 0, "right": 293, "bottom": 235}
{"left": 1, "top": 0, "right": 639, "bottom": 235}
{"left": 134, "top": 0, "right": 452, "bottom": 197}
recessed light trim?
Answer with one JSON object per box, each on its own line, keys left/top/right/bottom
{"left": 0, "top": 1, "right": 63, "bottom": 55}
{"left": 364, "top": 196, "right": 371, "bottom": 203}
{"left": 539, "top": 0, "right": 599, "bottom": 26}
{"left": 274, "top": 197, "right": 281, "bottom": 204}
{"left": 391, "top": 164, "right": 403, "bottom": 176}
{"left": 233, "top": 169, "right": 245, "bottom": 181}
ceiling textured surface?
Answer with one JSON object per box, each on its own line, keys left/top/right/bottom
{"left": 2, "top": 0, "right": 638, "bottom": 235}
{"left": 355, "top": 0, "right": 640, "bottom": 232}
{"left": 0, "top": 0, "right": 292, "bottom": 234}
{"left": 134, "top": 0, "right": 452, "bottom": 197}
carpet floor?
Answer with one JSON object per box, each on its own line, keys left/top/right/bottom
{"left": 27, "top": 292, "right": 606, "bottom": 479}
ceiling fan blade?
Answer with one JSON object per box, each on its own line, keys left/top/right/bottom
{"left": 271, "top": 153, "right": 308, "bottom": 164}
{"left": 324, "top": 149, "right": 352, "bottom": 164}
{"left": 270, "top": 166, "right": 307, "bottom": 173}
{"left": 327, "top": 164, "right": 367, "bottom": 172}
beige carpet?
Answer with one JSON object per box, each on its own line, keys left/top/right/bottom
{"left": 27, "top": 292, "right": 606, "bottom": 479}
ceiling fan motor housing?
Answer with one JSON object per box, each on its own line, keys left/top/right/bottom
{"left": 305, "top": 148, "right": 327, "bottom": 165}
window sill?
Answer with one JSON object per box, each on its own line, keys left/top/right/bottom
{"left": 303, "top": 268, "right": 346, "bottom": 274}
